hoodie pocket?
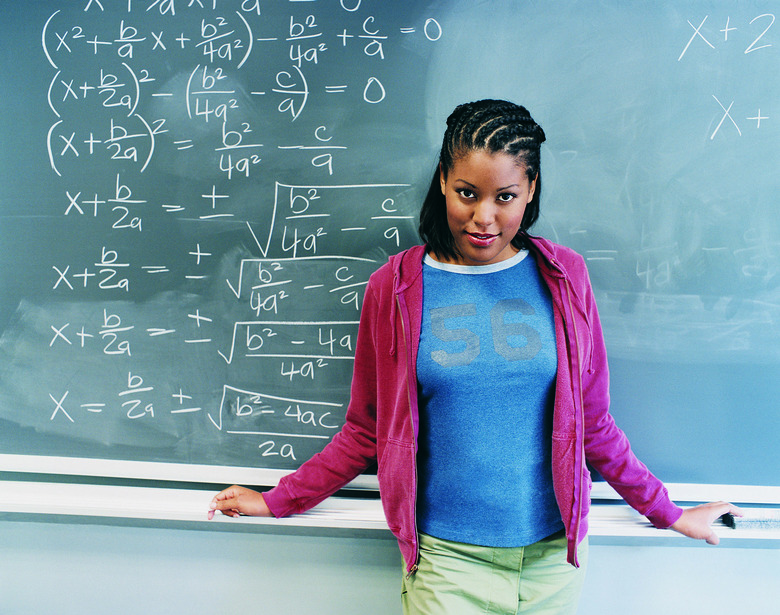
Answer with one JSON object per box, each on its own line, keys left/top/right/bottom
{"left": 551, "top": 431, "right": 576, "bottom": 527}
{"left": 552, "top": 431, "right": 591, "bottom": 528}
{"left": 377, "top": 438, "right": 416, "bottom": 540}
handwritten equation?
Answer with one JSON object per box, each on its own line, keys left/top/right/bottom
{"left": 8, "top": 0, "right": 442, "bottom": 468}
{"left": 43, "top": 3, "right": 442, "bottom": 177}
{"left": 677, "top": 12, "right": 775, "bottom": 140}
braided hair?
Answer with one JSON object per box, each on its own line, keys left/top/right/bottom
{"left": 419, "top": 100, "right": 546, "bottom": 260}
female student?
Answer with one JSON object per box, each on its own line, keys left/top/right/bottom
{"left": 210, "top": 99, "right": 741, "bottom": 614}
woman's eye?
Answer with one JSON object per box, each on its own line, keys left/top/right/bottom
{"left": 497, "top": 193, "right": 516, "bottom": 203}
{"left": 457, "top": 189, "right": 475, "bottom": 199}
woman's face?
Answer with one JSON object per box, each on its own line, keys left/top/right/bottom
{"left": 438, "top": 149, "right": 536, "bottom": 266}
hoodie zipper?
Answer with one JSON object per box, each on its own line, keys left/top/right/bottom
{"left": 564, "top": 276, "right": 585, "bottom": 566}
{"left": 536, "top": 250, "right": 588, "bottom": 566}
{"left": 396, "top": 292, "right": 420, "bottom": 577}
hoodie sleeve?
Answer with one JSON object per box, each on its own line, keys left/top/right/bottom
{"left": 576, "top": 259, "right": 684, "bottom": 529}
{"left": 262, "top": 278, "right": 383, "bottom": 517}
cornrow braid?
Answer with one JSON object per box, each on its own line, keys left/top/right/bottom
{"left": 419, "top": 99, "right": 547, "bottom": 260}
{"left": 441, "top": 100, "right": 546, "bottom": 180}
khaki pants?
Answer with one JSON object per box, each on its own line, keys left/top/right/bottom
{"left": 401, "top": 531, "right": 588, "bottom": 615}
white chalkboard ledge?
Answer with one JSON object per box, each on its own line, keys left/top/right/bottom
{"left": 0, "top": 480, "right": 777, "bottom": 547}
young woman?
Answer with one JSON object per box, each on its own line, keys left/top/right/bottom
{"left": 210, "top": 99, "right": 740, "bottom": 614}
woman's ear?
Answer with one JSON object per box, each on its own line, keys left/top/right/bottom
{"left": 439, "top": 163, "right": 446, "bottom": 195}
{"left": 527, "top": 173, "right": 538, "bottom": 203}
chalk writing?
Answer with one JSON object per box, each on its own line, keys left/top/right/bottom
{"left": 677, "top": 13, "right": 774, "bottom": 139}
{"left": 0, "top": 0, "right": 440, "bottom": 469}
{"left": 678, "top": 14, "right": 775, "bottom": 60}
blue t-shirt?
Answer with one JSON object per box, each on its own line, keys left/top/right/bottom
{"left": 416, "top": 250, "right": 563, "bottom": 547}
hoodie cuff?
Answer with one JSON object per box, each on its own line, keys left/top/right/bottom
{"left": 645, "top": 499, "right": 684, "bottom": 529}
{"left": 260, "top": 482, "right": 296, "bottom": 518}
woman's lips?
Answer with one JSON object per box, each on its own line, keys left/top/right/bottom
{"left": 466, "top": 232, "right": 498, "bottom": 247}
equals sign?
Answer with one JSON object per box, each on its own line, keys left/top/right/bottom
{"left": 175, "top": 140, "right": 194, "bottom": 150}
{"left": 325, "top": 85, "right": 347, "bottom": 94}
{"left": 162, "top": 204, "right": 185, "bottom": 213}
{"left": 399, "top": 27, "right": 415, "bottom": 34}
{"left": 143, "top": 265, "right": 169, "bottom": 274}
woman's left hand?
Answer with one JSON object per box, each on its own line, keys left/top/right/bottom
{"left": 670, "top": 501, "right": 744, "bottom": 545}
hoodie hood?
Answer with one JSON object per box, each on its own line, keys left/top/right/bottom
{"left": 389, "top": 244, "right": 426, "bottom": 294}
{"left": 386, "top": 245, "right": 426, "bottom": 356}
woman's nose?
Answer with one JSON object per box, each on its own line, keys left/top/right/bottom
{"left": 472, "top": 200, "right": 495, "bottom": 227}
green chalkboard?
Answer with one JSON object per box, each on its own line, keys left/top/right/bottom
{"left": 1, "top": 0, "right": 778, "bottom": 486}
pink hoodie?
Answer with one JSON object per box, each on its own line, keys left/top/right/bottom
{"left": 262, "top": 237, "right": 683, "bottom": 572}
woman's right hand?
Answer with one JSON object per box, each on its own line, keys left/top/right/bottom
{"left": 208, "top": 485, "right": 273, "bottom": 519}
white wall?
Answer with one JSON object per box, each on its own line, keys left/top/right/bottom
{"left": 579, "top": 541, "right": 780, "bottom": 614}
{"left": 0, "top": 520, "right": 777, "bottom": 615}
{"left": 0, "top": 520, "right": 401, "bottom": 615}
